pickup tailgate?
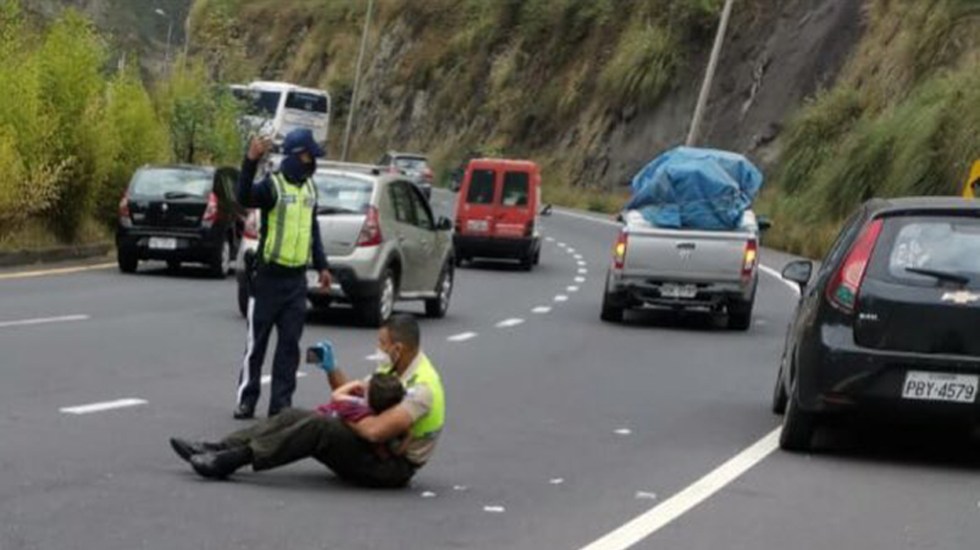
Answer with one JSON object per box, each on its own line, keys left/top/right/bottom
{"left": 623, "top": 226, "right": 752, "bottom": 283}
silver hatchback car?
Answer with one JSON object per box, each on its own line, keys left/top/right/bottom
{"left": 236, "top": 164, "right": 455, "bottom": 326}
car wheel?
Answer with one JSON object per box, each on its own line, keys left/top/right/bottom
{"left": 208, "top": 239, "right": 231, "bottom": 279}
{"left": 771, "top": 364, "right": 788, "bottom": 415}
{"left": 727, "top": 298, "right": 754, "bottom": 331}
{"left": 118, "top": 249, "right": 138, "bottom": 274}
{"left": 425, "top": 263, "right": 454, "bottom": 318}
{"left": 361, "top": 268, "right": 396, "bottom": 327}
{"left": 779, "top": 393, "right": 817, "bottom": 452}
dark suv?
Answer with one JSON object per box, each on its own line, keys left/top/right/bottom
{"left": 773, "top": 197, "right": 980, "bottom": 451}
{"left": 116, "top": 165, "right": 243, "bottom": 278}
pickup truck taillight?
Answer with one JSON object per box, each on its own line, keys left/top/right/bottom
{"left": 202, "top": 192, "right": 219, "bottom": 228}
{"left": 613, "top": 230, "right": 629, "bottom": 270}
{"left": 243, "top": 210, "right": 259, "bottom": 240}
{"left": 826, "top": 219, "right": 883, "bottom": 314}
{"left": 118, "top": 192, "right": 132, "bottom": 227}
{"left": 357, "top": 206, "right": 383, "bottom": 247}
{"left": 741, "top": 239, "right": 758, "bottom": 282}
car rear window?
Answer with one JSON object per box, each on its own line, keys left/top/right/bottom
{"left": 501, "top": 171, "right": 530, "bottom": 207}
{"left": 466, "top": 169, "right": 496, "bottom": 205}
{"left": 285, "top": 92, "right": 328, "bottom": 114}
{"left": 130, "top": 169, "right": 213, "bottom": 198}
{"left": 393, "top": 157, "right": 428, "bottom": 171}
{"left": 313, "top": 174, "right": 374, "bottom": 214}
{"left": 873, "top": 216, "right": 980, "bottom": 287}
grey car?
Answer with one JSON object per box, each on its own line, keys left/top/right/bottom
{"left": 377, "top": 152, "right": 434, "bottom": 200}
{"left": 237, "top": 165, "right": 455, "bottom": 327}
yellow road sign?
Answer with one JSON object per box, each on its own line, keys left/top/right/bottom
{"left": 963, "top": 160, "right": 980, "bottom": 199}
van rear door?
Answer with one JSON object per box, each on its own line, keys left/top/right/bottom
{"left": 494, "top": 170, "right": 532, "bottom": 239}
{"left": 459, "top": 167, "right": 498, "bottom": 237}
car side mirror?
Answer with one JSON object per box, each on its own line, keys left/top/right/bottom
{"left": 540, "top": 204, "right": 553, "bottom": 217}
{"left": 758, "top": 216, "right": 773, "bottom": 232}
{"left": 437, "top": 217, "right": 453, "bottom": 231}
{"left": 782, "top": 260, "right": 813, "bottom": 290}
{"left": 615, "top": 212, "right": 625, "bottom": 224}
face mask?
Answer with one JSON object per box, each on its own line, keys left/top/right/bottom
{"left": 280, "top": 155, "right": 314, "bottom": 183}
{"left": 375, "top": 348, "right": 395, "bottom": 371}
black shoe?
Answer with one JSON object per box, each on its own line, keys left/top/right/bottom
{"left": 233, "top": 404, "right": 255, "bottom": 420}
{"left": 170, "top": 438, "right": 229, "bottom": 463}
{"left": 189, "top": 447, "right": 253, "bottom": 480}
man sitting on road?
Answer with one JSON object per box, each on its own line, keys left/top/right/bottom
{"left": 170, "top": 314, "right": 445, "bottom": 488}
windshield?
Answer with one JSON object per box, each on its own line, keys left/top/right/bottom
{"left": 236, "top": 90, "right": 281, "bottom": 117}
{"left": 285, "top": 92, "right": 328, "bottom": 114}
{"left": 882, "top": 217, "right": 980, "bottom": 286}
{"left": 129, "top": 169, "right": 213, "bottom": 198}
{"left": 313, "top": 174, "right": 374, "bottom": 214}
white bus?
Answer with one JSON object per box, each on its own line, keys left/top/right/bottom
{"left": 230, "top": 81, "right": 331, "bottom": 152}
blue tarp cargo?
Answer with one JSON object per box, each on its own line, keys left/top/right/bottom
{"left": 624, "top": 147, "right": 764, "bottom": 230}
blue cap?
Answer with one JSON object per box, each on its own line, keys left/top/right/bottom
{"left": 281, "top": 128, "right": 325, "bottom": 159}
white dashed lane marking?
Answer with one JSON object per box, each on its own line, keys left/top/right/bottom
{"left": 575, "top": 276, "right": 586, "bottom": 283}
{"left": 554, "top": 295, "right": 569, "bottom": 302}
{"left": 261, "top": 372, "right": 308, "bottom": 385}
{"left": 567, "top": 286, "right": 580, "bottom": 292}
{"left": 532, "top": 306, "right": 552, "bottom": 314}
{"left": 578, "top": 268, "right": 588, "bottom": 275}
{"left": 60, "top": 398, "right": 147, "bottom": 415}
{"left": 0, "top": 314, "right": 90, "bottom": 329}
{"left": 495, "top": 318, "right": 525, "bottom": 328}
{"left": 447, "top": 332, "right": 478, "bottom": 343}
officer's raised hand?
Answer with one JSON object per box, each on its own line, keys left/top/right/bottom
{"left": 247, "top": 136, "right": 273, "bottom": 162}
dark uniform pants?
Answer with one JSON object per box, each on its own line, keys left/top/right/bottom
{"left": 223, "top": 408, "right": 418, "bottom": 488}
{"left": 237, "top": 270, "right": 307, "bottom": 416}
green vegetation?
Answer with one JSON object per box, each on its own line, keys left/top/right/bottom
{"left": 0, "top": 0, "right": 241, "bottom": 251}
{"left": 763, "top": 0, "right": 980, "bottom": 257}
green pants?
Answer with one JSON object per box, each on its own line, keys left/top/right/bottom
{"left": 223, "top": 408, "right": 417, "bottom": 488}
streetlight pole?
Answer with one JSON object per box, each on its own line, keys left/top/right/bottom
{"left": 155, "top": 8, "right": 173, "bottom": 68}
{"left": 341, "top": 0, "right": 375, "bottom": 162}
{"left": 685, "top": 0, "right": 735, "bottom": 147}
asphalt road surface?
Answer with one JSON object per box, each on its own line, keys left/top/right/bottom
{"left": 2, "top": 190, "right": 979, "bottom": 549}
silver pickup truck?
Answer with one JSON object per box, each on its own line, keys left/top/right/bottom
{"left": 601, "top": 210, "right": 767, "bottom": 330}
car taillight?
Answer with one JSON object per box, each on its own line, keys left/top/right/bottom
{"left": 202, "top": 192, "right": 219, "bottom": 228}
{"left": 524, "top": 220, "right": 534, "bottom": 237}
{"left": 243, "top": 210, "right": 259, "bottom": 240}
{"left": 826, "top": 219, "right": 883, "bottom": 314}
{"left": 118, "top": 192, "right": 132, "bottom": 228}
{"left": 356, "top": 206, "right": 383, "bottom": 247}
{"left": 742, "top": 239, "right": 758, "bottom": 281}
{"left": 613, "top": 230, "right": 628, "bottom": 270}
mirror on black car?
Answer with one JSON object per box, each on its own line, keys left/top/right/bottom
{"left": 758, "top": 215, "right": 773, "bottom": 232}
{"left": 782, "top": 260, "right": 813, "bottom": 290}
{"left": 437, "top": 216, "right": 453, "bottom": 231}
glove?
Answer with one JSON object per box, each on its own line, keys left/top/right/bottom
{"left": 311, "top": 341, "right": 335, "bottom": 373}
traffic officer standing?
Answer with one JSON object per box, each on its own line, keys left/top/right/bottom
{"left": 170, "top": 314, "right": 446, "bottom": 488}
{"left": 235, "top": 129, "right": 331, "bottom": 419}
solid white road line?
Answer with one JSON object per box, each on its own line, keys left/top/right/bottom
{"left": 496, "top": 318, "right": 525, "bottom": 328}
{"left": 60, "top": 398, "right": 147, "bottom": 415}
{"left": 0, "top": 263, "right": 115, "bottom": 281}
{"left": 0, "top": 314, "right": 90, "bottom": 329}
{"left": 758, "top": 264, "right": 801, "bottom": 296}
{"left": 448, "top": 332, "right": 478, "bottom": 342}
{"left": 578, "top": 429, "right": 781, "bottom": 550}
{"left": 532, "top": 306, "right": 552, "bottom": 314}
{"left": 554, "top": 295, "right": 569, "bottom": 302}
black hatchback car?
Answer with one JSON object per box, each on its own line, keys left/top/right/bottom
{"left": 773, "top": 198, "right": 980, "bottom": 451}
{"left": 116, "top": 165, "right": 243, "bottom": 277}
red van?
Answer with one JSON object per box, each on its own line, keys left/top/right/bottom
{"left": 453, "top": 158, "right": 545, "bottom": 270}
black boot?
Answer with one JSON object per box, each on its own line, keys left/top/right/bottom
{"left": 190, "top": 446, "right": 253, "bottom": 479}
{"left": 170, "top": 438, "right": 231, "bottom": 463}
{"left": 233, "top": 403, "right": 255, "bottom": 420}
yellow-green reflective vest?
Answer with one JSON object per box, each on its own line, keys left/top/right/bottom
{"left": 263, "top": 173, "right": 316, "bottom": 268}
{"left": 380, "top": 354, "right": 445, "bottom": 439}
